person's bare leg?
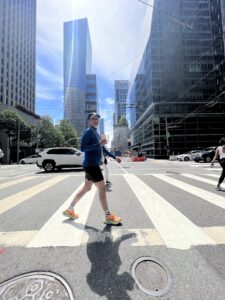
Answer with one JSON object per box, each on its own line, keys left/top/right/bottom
{"left": 68, "top": 179, "right": 93, "bottom": 210}
{"left": 94, "top": 179, "right": 109, "bottom": 211}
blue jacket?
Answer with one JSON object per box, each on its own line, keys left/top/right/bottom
{"left": 81, "top": 127, "right": 115, "bottom": 167}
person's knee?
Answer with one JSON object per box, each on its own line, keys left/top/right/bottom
{"left": 85, "top": 185, "right": 92, "bottom": 192}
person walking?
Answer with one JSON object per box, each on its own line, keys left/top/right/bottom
{"left": 0, "top": 148, "right": 4, "bottom": 164}
{"left": 102, "top": 145, "right": 121, "bottom": 187}
{"left": 63, "top": 113, "right": 122, "bottom": 225}
{"left": 211, "top": 137, "right": 225, "bottom": 191}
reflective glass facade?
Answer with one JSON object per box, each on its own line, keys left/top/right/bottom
{"left": 0, "top": 0, "right": 36, "bottom": 112}
{"left": 64, "top": 18, "right": 92, "bottom": 136}
{"left": 114, "top": 80, "right": 129, "bottom": 127}
{"left": 128, "top": 0, "right": 225, "bottom": 158}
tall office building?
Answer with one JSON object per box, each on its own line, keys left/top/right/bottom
{"left": 85, "top": 74, "right": 98, "bottom": 123}
{"left": 64, "top": 18, "right": 98, "bottom": 136}
{"left": 99, "top": 118, "right": 105, "bottom": 135}
{"left": 128, "top": 0, "right": 225, "bottom": 158}
{"left": 114, "top": 80, "right": 129, "bottom": 127}
{"left": 0, "top": 0, "right": 36, "bottom": 113}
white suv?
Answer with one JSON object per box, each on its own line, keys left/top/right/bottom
{"left": 36, "top": 147, "right": 84, "bottom": 172}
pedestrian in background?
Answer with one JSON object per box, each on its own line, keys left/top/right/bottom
{"left": 0, "top": 148, "right": 4, "bottom": 164}
{"left": 63, "top": 113, "right": 122, "bottom": 225}
{"left": 211, "top": 137, "right": 225, "bottom": 191}
{"left": 102, "top": 145, "right": 121, "bottom": 187}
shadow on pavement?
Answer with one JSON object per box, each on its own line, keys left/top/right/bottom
{"left": 64, "top": 221, "right": 136, "bottom": 299}
{"left": 85, "top": 224, "right": 135, "bottom": 300}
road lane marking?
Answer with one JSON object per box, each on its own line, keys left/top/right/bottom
{"left": 153, "top": 174, "right": 225, "bottom": 210}
{"left": 123, "top": 174, "right": 215, "bottom": 250}
{"left": 205, "top": 174, "right": 220, "bottom": 178}
{"left": 27, "top": 185, "right": 97, "bottom": 247}
{"left": 0, "top": 176, "right": 69, "bottom": 214}
{"left": 1, "top": 226, "right": 225, "bottom": 247}
{"left": 181, "top": 174, "right": 219, "bottom": 186}
{"left": 0, "top": 176, "right": 37, "bottom": 190}
{"left": 0, "top": 231, "right": 38, "bottom": 246}
{"left": 202, "top": 227, "right": 225, "bottom": 244}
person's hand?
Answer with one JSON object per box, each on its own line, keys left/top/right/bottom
{"left": 99, "top": 138, "right": 107, "bottom": 145}
{"left": 115, "top": 157, "right": 121, "bottom": 163}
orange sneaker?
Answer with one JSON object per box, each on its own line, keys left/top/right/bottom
{"left": 104, "top": 213, "right": 122, "bottom": 225}
{"left": 63, "top": 209, "right": 79, "bottom": 220}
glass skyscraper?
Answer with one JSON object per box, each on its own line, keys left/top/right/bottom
{"left": 128, "top": 0, "right": 225, "bottom": 158}
{"left": 64, "top": 18, "right": 96, "bottom": 136}
{"left": 0, "top": 0, "right": 36, "bottom": 113}
{"left": 114, "top": 80, "right": 129, "bottom": 127}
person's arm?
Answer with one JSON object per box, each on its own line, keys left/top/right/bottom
{"left": 211, "top": 148, "right": 219, "bottom": 167}
{"left": 102, "top": 146, "right": 121, "bottom": 163}
{"left": 81, "top": 130, "right": 101, "bottom": 152}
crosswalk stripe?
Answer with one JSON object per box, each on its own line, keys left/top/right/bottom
{"left": 153, "top": 174, "right": 225, "bottom": 210}
{"left": 0, "top": 176, "right": 69, "bottom": 214}
{"left": 205, "top": 174, "right": 219, "bottom": 178}
{"left": 0, "top": 231, "right": 38, "bottom": 246}
{"left": 27, "top": 185, "right": 97, "bottom": 248}
{"left": 123, "top": 174, "right": 215, "bottom": 250}
{"left": 205, "top": 168, "right": 220, "bottom": 171}
{"left": 181, "top": 174, "right": 218, "bottom": 186}
{"left": 0, "top": 176, "right": 37, "bottom": 190}
{"left": 1, "top": 226, "right": 225, "bottom": 247}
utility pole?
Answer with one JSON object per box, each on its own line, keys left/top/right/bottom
{"left": 16, "top": 123, "right": 20, "bottom": 164}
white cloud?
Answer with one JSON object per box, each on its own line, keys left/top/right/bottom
{"left": 105, "top": 98, "right": 114, "bottom": 106}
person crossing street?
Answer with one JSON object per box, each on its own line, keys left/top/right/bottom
{"left": 63, "top": 113, "right": 122, "bottom": 225}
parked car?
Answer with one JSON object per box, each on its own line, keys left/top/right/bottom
{"left": 19, "top": 154, "right": 40, "bottom": 164}
{"left": 193, "top": 147, "right": 216, "bottom": 162}
{"left": 176, "top": 152, "right": 193, "bottom": 161}
{"left": 36, "top": 147, "right": 84, "bottom": 172}
{"left": 176, "top": 150, "right": 200, "bottom": 161}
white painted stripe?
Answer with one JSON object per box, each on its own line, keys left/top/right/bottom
{"left": 181, "top": 174, "right": 219, "bottom": 186}
{"left": 0, "top": 231, "right": 38, "bottom": 246}
{"left": 118, "top": 164, "right": 128, "bottom": 174}
{"left": 1, "top": 226, "right": 225, "bottom": 247}
{"left": 123, "top": 174, "right": 215, "bottom": 250}
{"left": 205, "top": 168, "right": 220, "bottom": 171}
{"left": 0, "top": 176, "right": 69, "bottom": 214}
{"left": 205, "top": 174, "right": 219, "bottom": 178}
{"left": 202, "top": 227, "right": 225, "bottom": 244}
{"left": 0, "top": 176, "right": 37, "bottom": 190}
{"left": 153, "top": 174, "right": 225, "bottom": 210}
{"left": 27, "top": 184, "right": 97, "bottom": 247}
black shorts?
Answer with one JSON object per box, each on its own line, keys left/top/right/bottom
{"left": 84, "top": 166, "right": 104, "bottom": 183}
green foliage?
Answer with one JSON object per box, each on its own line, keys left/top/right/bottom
{"left": 58, "top": 119, "right": 78, "bottom": 147}
{"left": 0, "top": 110, "right": 28, "bottom": 133}
{"left": 118, "top": 115, "right": 128, "bottom": 126}
{"left": 31, "top": 116, "right": 65, "bottom": 148}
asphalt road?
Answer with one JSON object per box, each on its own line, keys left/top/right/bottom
{"left": 0, "top": 159, "right": 225, "bottom": 299}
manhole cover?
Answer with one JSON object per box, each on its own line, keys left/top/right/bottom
{"left": 132, "top": 256, "right": 172, "bottom": 297}
{"left": 0, "top": 271, "right": 74, "bottom": 299}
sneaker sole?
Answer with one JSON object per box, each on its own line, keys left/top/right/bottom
{"left": 62, "top": 211, "right": 79, "bottom": 220}
{"left": 104, "top": 220, "right": 121, "bottom": 225}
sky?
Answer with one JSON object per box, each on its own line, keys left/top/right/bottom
{"left": 36, "top": 0, "right": 149, "bottom": 144}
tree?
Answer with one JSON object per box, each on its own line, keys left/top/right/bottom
{"left": 118, "top": 115, "right": 128, "bottom": 126}
{"left": 58, "top": 119, "right": 78, "bottom": 147}
{"left": 0, "top": 110, "right": 28, "bottom": 133}
{"left": 31, "top": 117, "right": 65, "bottom": 148}
{"left": 0, "top": 110, "right": 31, "bottom": 163}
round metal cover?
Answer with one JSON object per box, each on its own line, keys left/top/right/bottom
{"left": 0, "top": 271, "right": 74, "bottom": 299}
{"left": 132, "top": 256, "right": 172, "bottom": 297}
